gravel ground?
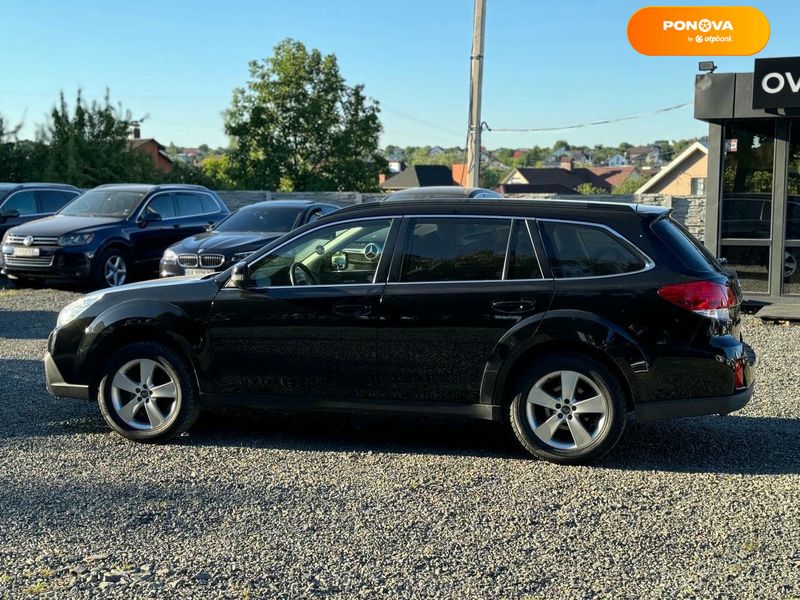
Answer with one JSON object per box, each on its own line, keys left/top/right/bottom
{"left": 0, "top": 283, "right": 799, "bottom": 599}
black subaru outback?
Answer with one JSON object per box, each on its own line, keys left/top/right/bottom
{"left": 45, "top": 195, "right": 754, "bottom": 464}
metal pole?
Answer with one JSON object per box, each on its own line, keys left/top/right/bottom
{"left": 466, "top": 0, "right": 486, "bottom": 188}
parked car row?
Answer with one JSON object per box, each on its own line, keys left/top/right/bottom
{"left": 1, "top": 183, "right": 503, "bottom": 290}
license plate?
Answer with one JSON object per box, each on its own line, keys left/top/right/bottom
{"left": 13, "top": 247, "right": 39, "bottom": 257}
{"left": 185, "top": 268, "right": 214, "bottom": 277}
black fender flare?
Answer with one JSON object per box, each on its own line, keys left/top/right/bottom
{"left": 76, "top": 299, "right": 202, "bottom": 384}
{"left": 480, "top": 309, "right": 649, "bottom": 406}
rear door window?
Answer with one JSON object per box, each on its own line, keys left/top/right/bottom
{"left": 146, "top": 194, "right": 176, "bottom": 219}
{"left": 176, "top": 192, "right": 205, "bottom": 217}
{"left": 400, "top": 217, "right": 512, "bottom": 282}
{"left": 39, "top": 190, "right": 76, "bottom": 213}
{"left": 198, "top": 194, "right": 219, "bottom": 214}
{"left": 539, "top": 220, "right": 647, "bottom": 278}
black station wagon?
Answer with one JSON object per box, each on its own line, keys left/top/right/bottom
{"left": 45, "top": 196, "right": 755, "bottom": 464}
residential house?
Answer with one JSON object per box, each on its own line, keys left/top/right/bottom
{"left": 606, "top": 153, "right": 628, "bottom": 167}
{"left": 634, "top": 141, "right": 708, "bottom": 196}
{"left": 498, "top": 156, "right": 643, "bottom": 195}
{"left": 627, "top": 145, "right": 662, "bottom": 166}
{"left": 128, "top": 129, "right": 173, "bottom": 174}
{"left": 380, "top": 165, "right": 457, "bottom": 191}
{"left": 387, "top": 159, "right": 406, "bottom": 174}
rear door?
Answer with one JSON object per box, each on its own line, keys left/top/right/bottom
{"left": 375, "top": 215, "right": 555, "bottom": 404}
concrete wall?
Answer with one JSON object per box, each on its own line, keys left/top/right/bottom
{"left": 216, "top": 190, "right": 707, "bottom": 242}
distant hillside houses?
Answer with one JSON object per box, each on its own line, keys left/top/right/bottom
{"left": 498, "top": 156, "right": 641, "bottom": 195}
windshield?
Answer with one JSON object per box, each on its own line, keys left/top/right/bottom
{"left": 60, "top": 190, "right": 146, "bottom": 218}
{"left": 215, "top": 206, "right": 305, "bottom": 233}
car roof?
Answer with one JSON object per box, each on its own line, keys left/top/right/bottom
{"left": 92, "top": 183, "right": 213, "bottom": 193}
{"left": 243, "top": 199, "right": 339, "bottom": 210}
{"left": 0, "top": 182, "right": 79, "bottom": 190}
{"left": 384, "top": 186, "right": 502, "bottom": 201}
{"left": 329, "top": 197, "right": 664, "bottom": 221}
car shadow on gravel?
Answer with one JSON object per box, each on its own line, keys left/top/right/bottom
{"left": 188, "top": 408, "right": 800, "bottom": 474}
{"left": 0, "top": 310, "right": 59, "bottom": 339}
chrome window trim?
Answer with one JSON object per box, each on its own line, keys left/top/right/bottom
{"left": 238, "top": 216, "right": 397, "bottom": 290}
{"left": 535, "top": 217, "right": 656, "bottom": 280}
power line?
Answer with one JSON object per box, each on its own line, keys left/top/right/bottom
{"left": 482, "top": 102, "right": 692, "bottom": 133}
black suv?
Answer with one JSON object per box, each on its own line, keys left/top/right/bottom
{"left": 160, "top": 200, "right": 338, "bottom": 278}
{"left": 1, "top": 184, "right": 229, "bottom": 288}
{"left": 0, "top": 183, "right": 80, "bottom": 240}
{"left": 45, "top": 197, "right": 754, "bottom": 464}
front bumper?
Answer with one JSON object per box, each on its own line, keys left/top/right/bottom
{"left": 159, "top": 259, "right": 225, "bottom": 278}
{"left": 636, "top": 381, "right": 754, "bottom": 421}
{"left": 44, "top": 351, "right": 89, "bottom": 400}
{"left": 1, "top": 245, "right": 92, "bottom": 280}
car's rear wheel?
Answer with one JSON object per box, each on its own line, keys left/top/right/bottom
{"left": 509, "top": 353, "right": 626, "bottom": 464}
{"left": 97, "top": 342, "right": 200, "bottom": 441}
{"left": 92, "top": 247, "right": 130, "bottom": 288}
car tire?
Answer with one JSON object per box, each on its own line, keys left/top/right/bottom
{"left": 97, "top": 341, "right": 201, "bottom": 442}
{"left": 509, "top": 352, "right": 627, "bottom": 464}
{"left": 92, "top": 247, "right": 130, "bottom": 288}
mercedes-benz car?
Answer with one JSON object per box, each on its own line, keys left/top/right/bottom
{"left": 45, "top": 195, "right": 754, "bottom": 464}
{"left": 159, "top": 200, "right": 338, "bottom": 278}
{"left": 1, "top": 184, "right": 229, "bottom": 288}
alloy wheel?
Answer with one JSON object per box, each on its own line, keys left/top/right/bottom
{"left": 110, "top": 358, "right": 180, "bottom": 431}
{"left": 525, "top": 370, "right": 609, "bottom": 450}
{"left": 104, "top": 255, "right": 127, "bottom": 286}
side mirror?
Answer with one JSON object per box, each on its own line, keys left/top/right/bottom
{"left": 0, "top": 209, "right": 19, "bottom": 222}
{"left": 717, "top": 257, "right": 729, "bottom": 266}
{"left": 138, "top": 211, "right": 162, "bottom": 227}
{"left": 204, "top": 223, "right": 214, "bottom": 232}
{"left": 230, "top": 261, "right": 249, "bottom": 288}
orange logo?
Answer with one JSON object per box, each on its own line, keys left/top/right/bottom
{"left": 627, "top": 6, "right": 770, "bottom": 56}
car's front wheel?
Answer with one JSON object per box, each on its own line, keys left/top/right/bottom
{"left": 509, "top": 353, "right": 627, "bottom": 464}
{"left": 97, "top": 342, "right": 200, "bottom": 441}
{"left": 92, "top": 247, "right": 130, "bottom": 288}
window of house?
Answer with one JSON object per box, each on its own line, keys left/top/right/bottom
{"left": 2, "top": 191, "right": 37, "bottom": 215}
{"left": 690, "top": 177, "right": 707, "bottom": 196}
{"left": 539, "top": 221, "right": 647, "bottom": 278}
{"left": 400, "top": 217, "right": 512, "bottom": 282}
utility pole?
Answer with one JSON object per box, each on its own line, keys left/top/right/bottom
{"left": 466, "top": 0, "right": 486, "bottom": 188}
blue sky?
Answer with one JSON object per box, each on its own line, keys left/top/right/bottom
{"left": 1, "top": 0, "right": 799, "bottom": 149}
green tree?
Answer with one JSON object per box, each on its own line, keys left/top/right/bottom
{"left": 38, "top": 90, "right": 156, "bottom": 187}
{"left": 576, "top": 182, "right": 607, "bottom": 195}
{"left": 225, "top": 39, "right": 386, "bottom": 191}
{"left": 200, "top": 154, "right": 238, "bottom": 189}
{"left": 613, "top": 174, "right": 646, "bottom": 195}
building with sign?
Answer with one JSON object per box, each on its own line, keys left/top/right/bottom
{"left": 694, "top": 58, "right": 800, "bottom": 304}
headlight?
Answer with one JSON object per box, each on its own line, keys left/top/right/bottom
{"left": 56, "top": 294, "right": 103, "bottom": 328}
{"left": 58, "top": 232, "right": 94, "bottom": 246}
{"left": 2, "top": 230, "right": 10, "bottom": 244}
{"left": 232, "top": 251, "right": 254, "bottom": 262}
{"left": 162, "top": 248, "right": 178, "bottom": 263}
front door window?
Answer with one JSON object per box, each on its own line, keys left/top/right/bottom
{"left": 248, "top": 219, "right": 393, "bottom": 288}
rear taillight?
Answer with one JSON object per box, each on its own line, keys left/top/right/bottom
{"left": 657, "top": 280, "right": 736, "bottom": 319}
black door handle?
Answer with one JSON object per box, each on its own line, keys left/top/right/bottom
{"left": 492, "top": 300, "right": 536, "bottom": 314}
{"left": 333, "top": 303, "right": 372, "bottom": 317}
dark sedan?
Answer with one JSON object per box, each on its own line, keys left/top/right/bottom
{"left": 159, "top": 200, "right": 339, "bottom": 277}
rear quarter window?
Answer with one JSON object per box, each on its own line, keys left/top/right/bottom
{"left": 539, "top": 221, "right": 648, "bottom": 278}
{"left": 651, "top": 217, "right": 720, "bottom": 274}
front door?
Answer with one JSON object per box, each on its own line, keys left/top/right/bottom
{"left": 205, "top": 217, "right": 397, "bottom": 401}
{"left": 376, "top": 217, "right": 555, "bottom": 404}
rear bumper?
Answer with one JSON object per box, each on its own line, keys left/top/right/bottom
{"left": 44, "top": 351, "right": 89, "bottom": 400}
{"left": 635, "top": 381, "right": 754, "bottom": 421}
